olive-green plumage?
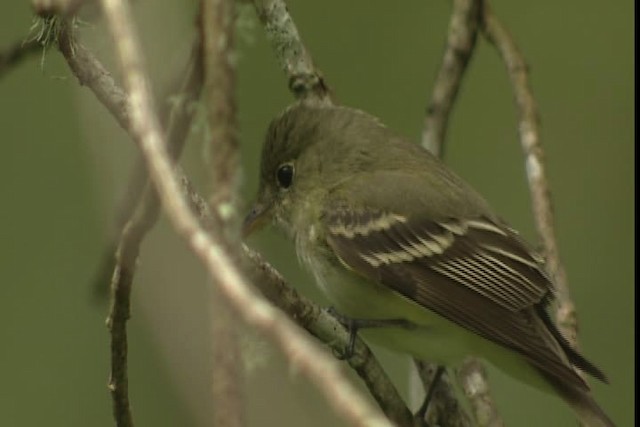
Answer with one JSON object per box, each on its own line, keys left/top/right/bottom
{"left": 245, "top": 102, "right": 614, "bottom": 426}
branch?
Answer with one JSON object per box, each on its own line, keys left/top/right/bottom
{"left": 251, "top": 0, "right": 332, "bottom": 103}
{"left": 479, "top": 1, "right": 579, "bottom": 348}
{"left": 203, "top": 0, "right": 240, "bottom": 222}
{"left": 201, "top": 0, "right": 243, "bottom": 425}
{"left": 0, "top": 38, "right": 41, "bottom": 78}
{"left": 421, "top": 0, "right": 481, "bottom": 157}
{"left": 413, "top": 361, "right": 472, "bottom": 427}
{"left": 96, "top": 0, "right": 393, "bottom": 426}
{"left": 105, "top": 218, "right": 137, "bottom": 427}
{"left": 456, "top": 358, "right": 504, "bottom": 427}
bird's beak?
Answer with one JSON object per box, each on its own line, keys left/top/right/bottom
{"left": 242, "top": 200, "right": 273, "bottom": 238}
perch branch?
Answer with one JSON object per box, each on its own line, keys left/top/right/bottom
{"left": 96, "top": 0, "right": 394, "bottom": 425}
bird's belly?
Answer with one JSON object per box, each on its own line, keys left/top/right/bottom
{"left": 307, "top": 254, "right": 479, "bottom": 364}
{"left": 305, "top": 253, "right": 554, "bottom": 392}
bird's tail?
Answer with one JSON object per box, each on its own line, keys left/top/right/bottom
{"left": 540, "top": 370, "right": 615, "bottom": 427}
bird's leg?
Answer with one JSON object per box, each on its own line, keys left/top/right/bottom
{"left": 415, "top": 365, "right": 446, "bottom": 423}
{"left": 325, "top": 307, "right": 416, "bottom": 359}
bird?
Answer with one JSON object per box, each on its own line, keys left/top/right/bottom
{"left": 243, "top": 101, "right": 614, "bottom": 426}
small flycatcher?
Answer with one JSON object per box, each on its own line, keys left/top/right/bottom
{"left": 244, "top": 102, "right": 613, "bottom": 426}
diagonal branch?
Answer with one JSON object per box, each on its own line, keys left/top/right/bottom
{"left": 479, "top": 1, "right": 579, "bottom": 349}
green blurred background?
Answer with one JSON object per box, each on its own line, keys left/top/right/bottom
{"left": 0, "top": 0, "right": 633, "bottom": 426}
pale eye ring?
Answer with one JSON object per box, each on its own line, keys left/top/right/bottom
{"left": 276, "top": 163, "right": 294, "bottom": 189}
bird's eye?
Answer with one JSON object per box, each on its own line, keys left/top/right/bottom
{"left": 276, "top": 163, "right": 294, "bottom": 189}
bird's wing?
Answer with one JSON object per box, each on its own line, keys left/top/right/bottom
{"left": 323, "top": 206, "right": 588, "bottom": 390}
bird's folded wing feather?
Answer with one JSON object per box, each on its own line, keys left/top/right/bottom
{"left": 324, "top": 206, "right": 588, "bottom": 390}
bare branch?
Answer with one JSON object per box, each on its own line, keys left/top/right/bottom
{"left": 202, "top": 0, "right": 244, "bottom": 425}
{"left": 210, "top": 296, "right": 243, "bottom": 427}
{"left": 413, "top": 361, "right": 473, "bottom": 427}
{"left": 421, "top": 0, "right": 481, "bottom": 157}
{"left": 456, "top": 358, "right": 504, "bottom": 427}
{"left": 105, "top": 220, "right": 137, "bottom": 427}
{"left": 0, "top": 38, "right": 41, "bottom": 78}
{"left": 251, "top": 0, "right": 332, "bottom": 103}
{"left": 479, "top": 1, "right": 579, "bottom": 348}
{"left": 203, "top": 0, "right": 240, "bottom": 222}
{"left": 33, "top": 0, "right": 87, "bottom": 17}
{"left": 96, "top": 0, "right": 393, "bottom": 425}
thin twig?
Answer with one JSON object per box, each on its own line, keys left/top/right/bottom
{"left": 0, "top": 38, "right": 42, "bottom": 78}
{"left": 201, "top": 0, "right": 244, "bottom": 425}
{"left": 251, "top": 0, "right": 332, "bottom": 103}
{"left": 105, "top": 221, "right": 137, "bottom": 427}
{"left": 479, "top": 1, "right": 579, "bottom": 348}
{"left": 421, "top": 0, "right": 481, "bottom": 157}
{"left": 97, "top": 0, "right": 393, "bottom": 425}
